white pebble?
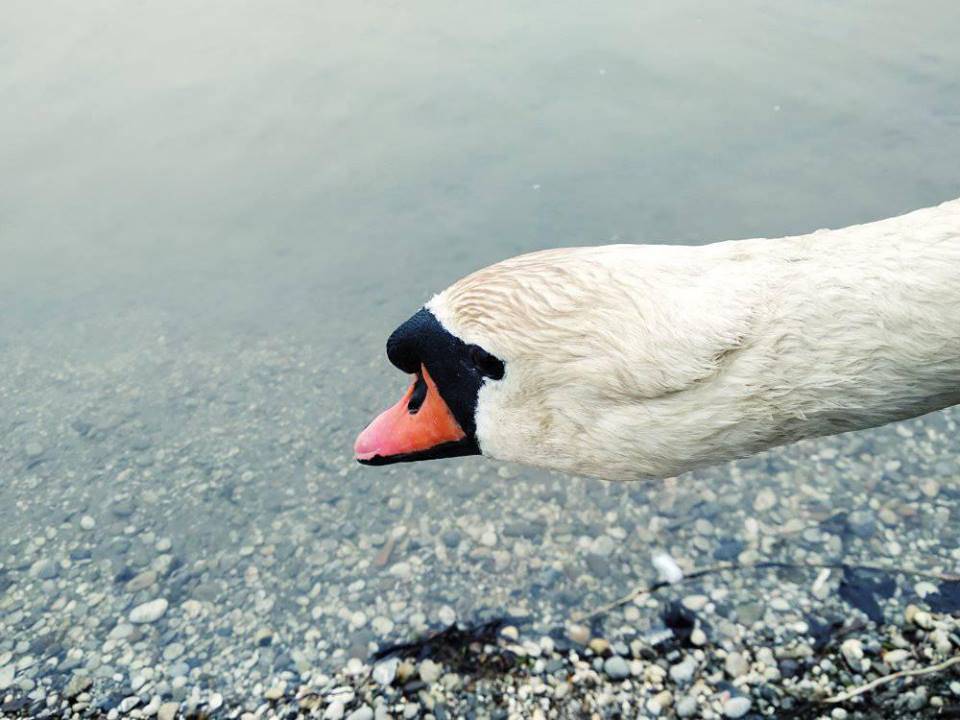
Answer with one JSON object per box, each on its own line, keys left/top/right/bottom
{"left": 652, "top": 552, "right": 683, "bottom": 584}
{"left": 346, "top": 707, "right": 373, "bottom": 720}
{"left": 371, "top": 616, "right": 394, "bottom": 635}
{"left": 753, "top": 488, "right": 777, "bottom": 512}
{"left": 372, "top": 658, "right": 398, "bottom": 686}
{"left": 129, "top": 599, "right": 168, "bottom": 624}
{"left": 437, "top": 605, "right": 457, "bottom": 626}
{"left": 324, "top": 701, "right": 345, "bottom": 720}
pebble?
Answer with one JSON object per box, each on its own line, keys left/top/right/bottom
{"left": 652, "top": 552, "right": 684, "bottom": 584}
{"left": 324, "top": 701, "right": 345, "bottom": 720}
{"left": 840, "top": 638, "right": 864, "bottom": 672}
{"left": 64, "top": 673, "right": 92, "bottom": 698}
{"left": 602, "top": 656, "right": 630, "bottom": 680}
{"left": 724, "top": 652, "right": 749, "bottom": 678}
{"left": 371, "top": 616, "right": 394, "bottom": 635}
{"left": 770, "top": 597, "right": 790, "bottom": 612}
{"left": 723, "top": 696, "right": 752, "bottom": 718}
{"left": 676, "top": 695, "right": 698, "bottom": 718}
{"left": 388, "top": 562, "right": 412, "bottom": 580}
{"left": 372, "top": 658, "right": 398, "bottom": 686}
{"left": 647, "top": 690, "right": 673, "bottom": 715}
{"left": 80, "top": 515, "right": 96, "bottom": 530}
{"left": 0, "top": 664, "right": 14, "bottom": 690}
{"left": 753, "top": 488, "right": 777, "bottom": 512}
{"left": 500, "top": 625, "right": 520, "bottom": 641}
{"left": 346, "top": 707, "right": 374, "bottom": 720}
{"left": 882, "top": 649, "right": 910, "bottom": 666}
{"left": 126, "top": 570, "right": 158, "bottom": 592}
{"left": 921, "top": 479, "right": 941, "bottom": 498}
{"left": 418, "top": 659, "right": 441, "bottom": 684}
{"left": 588, "top": 638, "right": 610, "bottom": 656}
{"left": 130, "top": 598, "right": 168, "bottom": 624}
{"left": 437, "top": 605, "right": 457, "bottom": 626}
{"left": 590, "top": 535, "right": 616, "bottom": 557}
{"left": 682, "top": 594, "right": 708, "bottom": 612}
{"left": 29, "top": 559, "right": 58, "bottom": 580}
{"left": 669, "top": 656, "right": 696, "bottom": 685}
{"left": 567, "top": 624, "right": 590, "bottom": 645}
{"left": 264, "top": 682, "right": 286, "bottom": 700}
{"left": 157, "top": 703, "right": 179, "bottom": 720}
{"left": 905, "top": 604, "right": 934, "bottom": 629}
{"left": 142, "top": 696, "right": 161, "bottom": 716}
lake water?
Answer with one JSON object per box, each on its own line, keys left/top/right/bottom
{"left": 2, "top": 0, "right": 959, "bottom": 712}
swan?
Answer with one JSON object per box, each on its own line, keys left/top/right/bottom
{"left": 355, "top": 198, "right": 960, "bottom": 481}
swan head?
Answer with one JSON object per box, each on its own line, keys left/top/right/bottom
{"left": 355, "top": 246, "right": 752, "bottom": 480}
{"left": 354, "top": 247, "right": 680, "bottom": 479}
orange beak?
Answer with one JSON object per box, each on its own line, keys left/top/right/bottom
{"left": 355, "top": 365, "right": 467, "bottom": 463}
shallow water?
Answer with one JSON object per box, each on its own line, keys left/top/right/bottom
{"left": 2, "top": 0, "right": 959, "bottom": 710}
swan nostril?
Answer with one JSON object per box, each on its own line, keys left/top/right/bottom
{"left": 407, "top": 373, "right": 428, "bottom": 414}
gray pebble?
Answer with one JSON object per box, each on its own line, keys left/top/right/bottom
{"left": 669, "top": 656, "right": 696, "bottom": 685}
{"left": 676, "top": 695, "right": 698, "bottom": 718}
{"left": 725, "top": 652, "right": 749, "bottom": 678}
{"left": 346, "top": 706, "right": 374, "bottom": 720}
{"left": 30, "top": 559, "right": 58, "bottom": 580}
{"left": 163, "top": 642, "right": 184, "bottom": 661}
{"left": 723, "top": 696, "right": 752, "bottom": 718}
{"left": 0, "top": 664, "right": 14, "bottom": 690}
{"left": 602, "top": 656, "right": 630, "bottom": 680}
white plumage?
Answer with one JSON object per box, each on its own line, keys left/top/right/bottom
{"left": 427, "top": 198, "right": 960, "bottom": 481}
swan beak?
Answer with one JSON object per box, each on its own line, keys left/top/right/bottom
{"left": 355, "top": 365, "right": 467, "bottom": 465}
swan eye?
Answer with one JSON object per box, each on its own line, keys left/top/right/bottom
{"left": 468, "top": 345, "right": 505, "bottom": 380}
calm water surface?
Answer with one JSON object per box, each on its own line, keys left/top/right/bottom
{"left": 2, "top": 0, "right": 959, "bottom": 696}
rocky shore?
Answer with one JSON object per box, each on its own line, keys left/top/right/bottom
{"left": 1, "top": 333, "right": 957, "bottom": 719}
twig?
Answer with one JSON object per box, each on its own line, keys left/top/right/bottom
{"left": 824, "top": 654, "right": 960, "bottom": 703}
{"left": 572, "top": 560, "right": 959, "bottom": 622}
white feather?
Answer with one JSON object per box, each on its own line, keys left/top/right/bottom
{"left": 427, "top": 198, "right": 960, "bottom": 481}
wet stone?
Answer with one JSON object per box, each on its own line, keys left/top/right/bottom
{"left": 30, "top": 559, "right": 58, "bottom": 580}
{"left": 129, "top": 598, "right": 168, "bottom": 624}
{"left": 723, "top": 696, "right": 752, "bottom": 718}
{"left": 714, "top": 539, "right": 745, "bottom": 561}
{"left": 603, "top": 656, "right": 630, "bottom": 680}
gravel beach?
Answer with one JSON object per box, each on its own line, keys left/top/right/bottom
{"left": 1, "top": 326, "right": 957, "bottom": 719}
